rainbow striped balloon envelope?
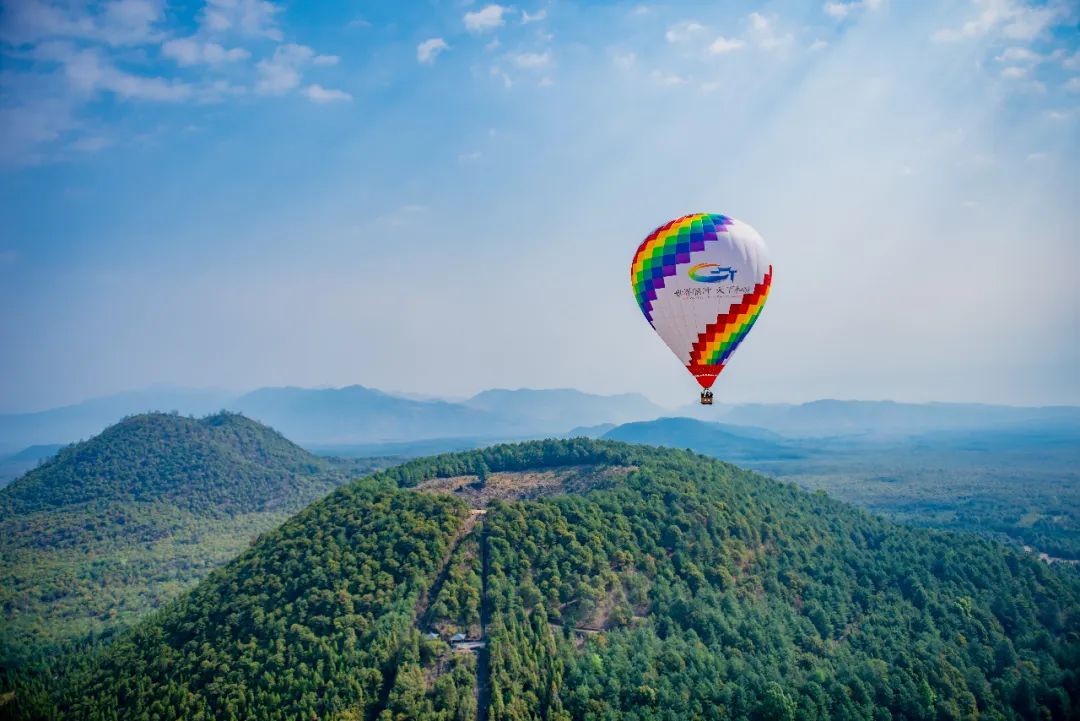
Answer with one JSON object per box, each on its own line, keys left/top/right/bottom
{"left": 631, "top": 213, "right": 772, "bottom": 392}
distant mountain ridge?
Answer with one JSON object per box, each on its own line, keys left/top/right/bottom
{"left": 3, "top": 385, "right": 1078, "bottom": 455}
{"left": 603, "top": 417, "right": 802, "bottom": 460}
{"left": 0, "top": 385, "right": 667, "bottom": 451}
{"left": 683, "top": 398, "right": 1080, "bottom": 438}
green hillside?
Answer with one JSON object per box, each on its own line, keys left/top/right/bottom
{"left": 0, "top": 412, "right": 380, "bottom": 667}
{"left": 5, "top": 439, "right": 1079, "bottom": 721}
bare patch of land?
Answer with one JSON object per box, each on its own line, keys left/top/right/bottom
{"left": 413, "top": 464, "right": 636, "bottom": 506}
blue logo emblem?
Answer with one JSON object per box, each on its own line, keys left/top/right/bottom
{"left": 688, "top": 263, "right": 738, "bottom": 283}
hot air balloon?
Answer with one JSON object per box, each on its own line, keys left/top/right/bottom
{"left": 630, "top": 213, "right": 772, "bottom": 405}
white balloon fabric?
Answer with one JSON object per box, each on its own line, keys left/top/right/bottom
{"left": 630, "top": 213, "right": 772, "bottom": 389}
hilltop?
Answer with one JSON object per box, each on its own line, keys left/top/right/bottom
{"left": 8, "top": 439, "right": 1077, "bottom": 720}
{"left": 0, "top": 412, "right": 381, "bottom": 666}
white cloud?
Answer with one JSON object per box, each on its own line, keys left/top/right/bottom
{"left": 63, "top": 47, "right": 192, "bottom": 101}
{"left": 708, "top": 36, "right": 745, "bottom": 55}
{"left": 98, "top": 0, "right": 165, "bottom": 44}
{"left": 303, "top": 84, "right": 351, "bottom": 103}
{"left": 0, "top": 0, "right": 165, "bottom": 46}
{"left": 1065, "top": 77, "right": 1080, "bottom": 91}
{"left": 70, "top": 135, "right": 111, "bottom": 152}
{"left": 490, "top": 66, "right": 513, "bottom": 88}
{"left": 651, "top": 69, "right": 687, "bottom": 86}
{"left": 1000, "top": 65, "right": 1027, "bottom": 78}
{"left": 162, "top": 37, "right": 250, "bottom": 66}
{"left": 522, "top": 9, "right": 547, "bottom": 24}
{"left": 458, "top": 151, "right": 482, "bottom": 163}
{"left": 749, "top": 12, "right": 770, "bottom": 32}
{"left": 748, "top": 12, "right": 792, "bottom": 50}
{"left": 612, "top": 51, "right": 636, "bottom": 70}
{"left": 0, "top": 99, "right": 75, "bottom": 166}
{"left": 809, "top": 39, "right": 829, "bottom": 50}
{"left": 417, "top": 37, "right": 449, "bottom": 64}
{"left": 932, "top": 0, "right": 1064, "bottom": 43}
{"left": 202, "top": 0, "right": 283, "bottom": 40}
{"left": 464, "top": 5, "right": 507, "bottom": 33}
{"left": 824, "top": 0, "right": 882, "bottom": 19}
{"left": 256, "top": 43, "right": 315, "bottom": 95}
{"left": 995, "top": 46, "right": 1041, "bottom": 63}
{"left": 312, "top": 54, "right": 339, "bottom": 66}
{"left": 665, "top": 20, "right": 705, "bottom": 44}
{"left": 824, "top": 2, "right": 854, "bottom": 19}
{"left": 510, "top": 51, "right": 551, "bottom": 69}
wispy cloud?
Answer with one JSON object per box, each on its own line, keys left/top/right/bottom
{"left": 824, "top": 0, "right": 882, "bottom": 20}
{"left": 162, "top": 37, "right": 250, "bottom": 66}
{"left": 510, "top": 51, "right": 551, "bottom": 70}
{"left": 932, "top": 0, "right": 1064, "bottom": 43}
{"left": 417, "top": 37, "right": 449, "bottom": 64}
{"left": 201, "top": 0, "right": 283, "bottom": 40}
{"left": 708, "top": 36, "right": 745, "bottom": 55}
{"left": 521, "top": 9, "right": 547, "bottom": 25}
{"left": 748, "top": 12, "right": 792, "bottom": 50}
{"left": 651, "top": 69, "right": 687, "bottom": 86}
{"left": 254, "top": 44, "right": 337, "bottom": 96}
{"left": 63, "top": 47, "right": 192, "bottom": 100}
{"left": 303, "top": 84, "right": 351, "bottom": 103}
{"left": 0, "top": 0, "right": 166, "bottom": 46}
{"left": 665, "top": 20, "right": 705, "bottom": 44}
{"left": 70, "top": 135, "right": 111, "bottom": 152}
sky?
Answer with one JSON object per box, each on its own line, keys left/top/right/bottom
{"left": 0, "top": 0, "right": 1078, "bottom": 412}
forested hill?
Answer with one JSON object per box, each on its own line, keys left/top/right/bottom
{"left": 7, "top": 439, "right": 1078, "bottom": 721}
{"left": 0, "top": 412, "right": 372, "bottom": 668}
{"left": 0, "top": 412, "right": 336, "bottom": 517}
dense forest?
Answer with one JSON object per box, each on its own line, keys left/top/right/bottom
{"left": 3, "top": 439, "right": 1077, "bottom": 720}
{"left": 0, "top": 412, "right": 386, "bottom": 667}
{"left": 603, "top": 417, "right": 1080, "bottom": 560}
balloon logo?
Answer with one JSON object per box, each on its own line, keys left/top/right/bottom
{"left": 631, "top": 213, "right": 772, "bottom": 391}
{"left": 688, "top": 263, "right": 738, "bottom": 283}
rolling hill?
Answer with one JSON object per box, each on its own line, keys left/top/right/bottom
{"left": 602, "top": 416, "right": 802, "bottom": 460}
{"left": 7, "top": 440, "right": 1077, "bottom": 720}
{"left": 600, "top": 416, "right": 1080, "bottom": 560}
{"left": 694, "top": 400, "right": 1080, "bottom": 439}
{"left": 0, "top": 387, "right": 232, "bottom": 454}
{"left": 0, "top": 412, "right": 384, "bottom": 667}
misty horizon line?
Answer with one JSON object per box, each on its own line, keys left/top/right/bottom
{"left": 3, "top": 382, "right": 1078, "bottom": 417}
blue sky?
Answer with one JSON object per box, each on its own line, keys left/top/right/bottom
{"left": 1, "top": 0, "right": 1078, "bottom": 411}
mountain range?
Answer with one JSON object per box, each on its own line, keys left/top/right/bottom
{"left": 0, "top": 385, "right": 666, "bottom": 453}
{"left": 4, "top": 385, "right": 1079, "bottom": 457}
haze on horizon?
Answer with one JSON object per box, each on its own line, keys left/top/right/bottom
{"left": 1, "top": 0, "right": 1078, "bottom": 414}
